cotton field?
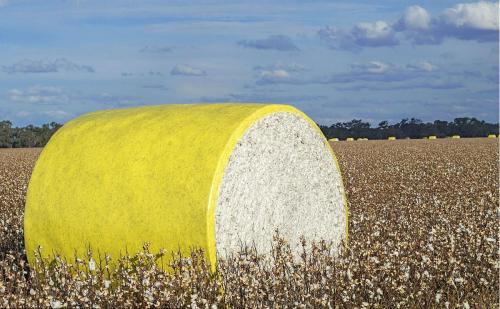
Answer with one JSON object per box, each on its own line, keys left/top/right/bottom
{"left": 0, "top": 138, "right": 498, "bottom": 308}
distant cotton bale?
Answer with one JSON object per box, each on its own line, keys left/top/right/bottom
{"left": 24, "top": 103, "right": 349, "bottom": 271}
{"left": 388, "top": 136, "right": 396, "bottom": 140}
{"left": 346, "top": 137, "right": 354, "bottom": 141}
{"left": 428, "top": 135, "right": 437, "bottom": 140}
{"left": 329, "top": 138, "right": 339, "bottom": 142}
{"left": 451, "top": 135, "right": 460, "bottom": 139}
{"left": 487, "top": 134, "right": 496, "bottom": 138}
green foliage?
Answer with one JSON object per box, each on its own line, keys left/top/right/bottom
{"left": 320, "top": 117, "right": 499, "bottom": 140}
{"left": 1, "top": 116, "right": 498, "bottom": 147}
{"left": 0, "top": 121, "right": 62, "bottom": 148}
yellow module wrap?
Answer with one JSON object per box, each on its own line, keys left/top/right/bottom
{"left": 25, "top": 103, "right": 348, "bottom": 271}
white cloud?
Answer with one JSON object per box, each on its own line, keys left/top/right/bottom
{"left": 2, "top": 58, "right": 94, "bottom": 74}
{"left": 170, "top": 64, "right": 206, "bottom": 76}
{"left": 406, "top": 61, "right": 438, "bottom": 72}
{"left": 238, "top": 35, "right": 299, "bottom": 51}
{"left": 8, "top": 86, "right": 69, "bottom": 104}
{"left": 16, "top": 111, "right": 31, "bottom": 118}
{"left": 334, "top": 79, "right": 463, "bottom": 91}
{"left": 260, "top": 69, "right": 290, "bottom": 79}
{"left": 42, "top": 110, "right": 70, "bottom": 117}
{"left": 441, "top": 1, "right": 498, "bottom": 31}
{"left": 256, "top": 69, "right": 293, "bottom": 85}
{"left": 317, "top": 26, "right": 353, "bottom": 50}
{"left": 7, "top": 85, "right": 134, "bottom": 107}
{"left": 253, "top": 60, "right": 446, "bottom": 86}
{"left": 319, "top": 21, "right": 398, "bottom": 50}
{"left": 140, "top": 45, "right": 174, "bottom": 53}
{"left": 319, "top": 1, "right": 499, "bottom": 49}
{"left": 253, "top": 62, "right": 308, "bottom": 85}
{"left": 353, "top": 21, "right": 396, "bottom": 42}
{"left": 351, "top": 61, "right": 393, "bottom": 74}
{"left": 254, "top": 61, "right": 307, "bottom": 72}
{"left": 402, "top": 5, "right": 431, "bottom": 30}
{"left": 15, "top": 110, "right": 70, "bottom": 120}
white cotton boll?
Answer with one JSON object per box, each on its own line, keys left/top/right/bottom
{"left": 50, "top": 300, "right": 62, "bottom": 309}
{"left": 435, "top": 293, "right": 442, "bottom": 303}
{"left": 88, "top": 258, "right": 96, "bottom": 271}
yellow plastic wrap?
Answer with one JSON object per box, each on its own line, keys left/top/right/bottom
{"left": 24, "top": 103, "right": 348, "bottom": 271}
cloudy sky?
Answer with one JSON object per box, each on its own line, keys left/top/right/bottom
{"left": 0, "top": 0, "right": 498, "bottom": 126}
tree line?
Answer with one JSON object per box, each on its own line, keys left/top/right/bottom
{"left": 0, "top": 121, "right": 62, "bottom": 148}
{"left": 319, "top": 117, "right": 499, "bottom": 140}
{"left": 0, "top": 116, "right": 498, "bottom": 148}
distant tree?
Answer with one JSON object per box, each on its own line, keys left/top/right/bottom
{"left": 378, "top": 121, "right": 389, "bottom": 129}
{"left": 320, "top": 117, "right": 498, "bottom": 140}
{"left": 343, "top": 119, "right": 370, "bottom": 130}
{"left": 0, "top": 121, "right": 63, "bottom": 148}
{"left": 0, "top": 121, "right": 13, "bottom": 147}
{"left": 0, "top": 116, "right": 498, "bottom": 147}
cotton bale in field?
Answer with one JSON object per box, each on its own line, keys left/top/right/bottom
{"left": 451, "top": 135, "right": 460, "bottom": 139}
{"left": 346, "top": 137, "right": 354, "bottom": 141}
{"left": 429, "top": 135, "right": 437, "bottom": 140}
{"left": 24, "top": 103, "right": 348, "bottom": 271}
{"left": 388, "top": 136, "right": 396, "bottom": 140}
{"left": 329, "top": 138, "right": 339, "bottom": 142}
{"left": 487, "top": 134, "right": 496, "bottom": 138}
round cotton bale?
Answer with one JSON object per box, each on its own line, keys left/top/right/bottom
{"left": 487, "top": 134, "right": 496, "bottom": 138}
{"left": 346, "top": 137, "right": 354, "bottom": 141}
{"left": 452, "top": 135, "right": 460, "bottom": 139}
{"left": 388, "top": 136, "right": 396, "bottom": 140}
{"left": 329, "top": 138, "right": 339, "bottom": 142}
{"left": 24, "top": 103, "right": 348, "bottom": 271}
{"left": 429, "top": 135, "right": 437, "bottom": 140}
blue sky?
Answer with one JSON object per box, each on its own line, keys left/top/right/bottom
{"left": 0, "top": 0, "right": 498, "bottom": 126}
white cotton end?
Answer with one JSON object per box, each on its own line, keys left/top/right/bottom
{"left": 215, "top": 112, "right": 346, "bottom": 257}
